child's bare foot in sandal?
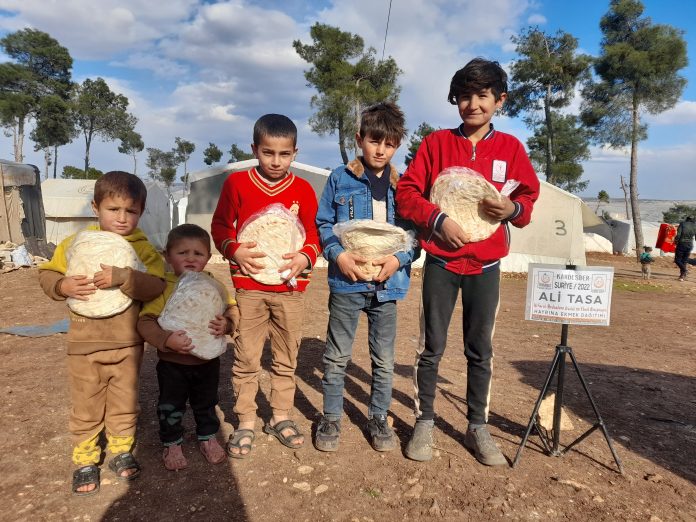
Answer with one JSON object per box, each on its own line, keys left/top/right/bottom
{"left": 163, "top": 444, "right": 188, "bottom": 471}
{"left": 199, "top": 438, "right": 226, "bottom": 464}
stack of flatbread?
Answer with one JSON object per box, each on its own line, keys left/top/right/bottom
{"left": 158, "top": 271, "right": 228, "bottom": 360}
{"left": 333, "top": 220, "right": 414, "bottom": 279}
{"left": 66, "top": 230, "right": 144, "bottom": 318}
{"left": 430, "top": 167, "right": 502, "bottom": 242}
{"left": 238, "top": 203, "right": 306, "bottom": 285}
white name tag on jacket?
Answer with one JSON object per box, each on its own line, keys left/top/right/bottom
{"left": 492, "top": 160, "right": 507, "bottom": 182}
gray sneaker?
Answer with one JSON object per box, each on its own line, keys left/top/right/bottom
{"left": 314, "top": 417, "right": 340, "bottom": 452}
{"left": 405, "top": 422, "right": 434, "bottom": 461}
{"left": 366, "top": 415, "right": 397, "bottom": 452}
{"left": 464, "top": 426, "right": 507, "bottom": 466}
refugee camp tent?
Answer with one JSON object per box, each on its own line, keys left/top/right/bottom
{"left": 0, "top": 160, "right": 47, "bottom": 252}
{"left": 41, "top": 178, "right": 172, "bottom": 250}
{"left": 500, "top": 180, "right": 601, "bottom": 272}
{"left": 186, "top": 160, "right": 331, "bottom": 255}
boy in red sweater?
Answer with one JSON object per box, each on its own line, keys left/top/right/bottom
{"left": 211, "top": 114, "right": 320, "bottom": 457}
{"left": 396, "top": 58, "right": 539, "bottom": 466}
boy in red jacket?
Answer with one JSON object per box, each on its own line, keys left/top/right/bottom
{"left": 211, "top": 114, "right": 320, "bottom": 457}
{"left": 395, "top": 58, "right": 539, "bottom": 466}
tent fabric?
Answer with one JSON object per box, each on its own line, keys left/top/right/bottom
{"left": 41, "top": 178, "right": 171, "bottom": 250}
{"left": 500, "top": 180, "right": 587, "bottom": 272}
{"left": 186, "top": 160, "right": 331, "bottom": 255}
{"left": 0, "top": 159, "right": 36, "bottom": 186}
{"left": 0, "top": 160, "right": 46, "bottom": 247}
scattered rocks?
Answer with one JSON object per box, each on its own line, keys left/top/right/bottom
{"left": 645, "top": 473, "right": 663, "bottom": 483}
{"left": 403, "top": 483, "right": 423, "bottom": 499}
{"left": 297, "top": 465, "right": 313, "bottom": 475}
{"left": 292, "top": 482, "right": 311, "bottom": 492}
{"left": 314, "top": 484, "right": 329, "bottom": 495}
{"left": 593, "top": 495, "right": 605, "bottom": 503}
{"left": 428, "top": 499, "right": 443, "bottom": 517}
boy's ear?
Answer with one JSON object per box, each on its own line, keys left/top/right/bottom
{"left": 251, "top": 143, "right": 258, "bottom": 158}
{"left": 496, "top": 92, "right": 508, "bottom": 109}
{"left": 91, "top": 200, "right": 98, "bottom": 215}
{"left": 355, "top": 133, "right": 363, "bottom": 149}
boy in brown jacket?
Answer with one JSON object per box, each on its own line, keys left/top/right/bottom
{"left": 39, "top": 171, "right": 165, "bottom": 496}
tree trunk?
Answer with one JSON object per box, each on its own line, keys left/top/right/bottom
{"left": 620, "top": 175, "right": 631, "bottom": 220}
{"left": 53, "top": 145, "right": 58, "bottom": 179}
{"left": 83, "top": 132, "right": 92, "bottom": 177}
{"left": 132, "top": 153, "right": 137, "bottom": 176}
{"left": 544, "top": 86, "right": 554, "bottom": 185}
{"left": 337, "top": 116, "right": 349, "bottom": 165}
{"left": 15, "top": 118, "right": 25, "bottom": 163}
{"left": 629, "top": 94, "right": 644, "bottom": 260}
{"left": 43, "top": 148, "right": 51, "bottom": 179}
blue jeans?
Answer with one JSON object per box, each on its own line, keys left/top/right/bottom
{"left": 322, "top": 292, "right": 397, "bottom": 421}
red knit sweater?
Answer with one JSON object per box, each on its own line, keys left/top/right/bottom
{"left": 211, "top": 168, "right": 321, "bottom": 292}
{"left": 396, "top": 128, "right": 540, "bottom": 275}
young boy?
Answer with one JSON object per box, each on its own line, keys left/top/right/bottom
{"left": 137, "top": 224, "right": 236, "bottom": 470}
{"left": 395, "top": 58, "right": 540, "bottom": 466}
{"left": 39, "top": 171, "right": 166, "bottom": 495}
{"left": 314, "top": 102, "right": 417, "bottom": 452}
{"left": 211, "top": 114, "right": 321, "bottom": 457}
{"left": 639, "top": 246, "right": 654, "bottom": 280}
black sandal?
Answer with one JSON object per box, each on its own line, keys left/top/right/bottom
{"left": 263, "top": 420, "right": 304, "bottom": 449}
{"left": 226, "top": 429, "right": 256, "bottom": 459}
{"left": 108, "top": 452, "right": 141, "bottom": 480}
{"left": 72, "top": 465, "right": 100, "bottom": 496}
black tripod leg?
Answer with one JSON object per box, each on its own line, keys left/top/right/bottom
{"left": 512, "top": 348, "right": 561, "bottom": 467}
{"left": 566, "top": 349, "right": 624, "bottom": 474}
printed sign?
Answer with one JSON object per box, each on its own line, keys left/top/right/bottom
{"left": 525, "top": 264, "right": 614, "bottom": 326}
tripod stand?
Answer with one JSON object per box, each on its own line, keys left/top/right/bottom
{"left": 512, "top": 323, "right": 624, "bottom": 473}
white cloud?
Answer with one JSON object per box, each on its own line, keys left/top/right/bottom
{"left": 110, "top": 53, "right": 189, "bottom": 79}
{"left": 647, "top": 100, "right": 696, "bottom": 126}
{"left": 527, "top": 14, "right": 547, "bottom": 25}
{"left": 0, "top": 0, "right": 197, "bottom": 59}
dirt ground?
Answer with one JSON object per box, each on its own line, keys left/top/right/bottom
{"left": 1, "top": 252, "right": 695, "bottom": 521}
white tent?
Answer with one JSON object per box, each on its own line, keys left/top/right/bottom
{"left": 500, "top": 180, "right": 600, "bottom": 272}
{"left": 186, "top": 159, "right": 330, "bottom": 257}
{"left": 41, "top": 178, "right": 172, "bottom": 250}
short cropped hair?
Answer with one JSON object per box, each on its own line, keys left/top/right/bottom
{"left": 94, "top": 171, "right": 147, "bottom": 212}
{"left": 359, "top": 101, "right": 407, "bottom": 144}
{"left": 165, "top": 224, "right": 211, "bottom": 253}
{"left": 448, "top": 58, "right": 508, "bottom": 104}
{"left": 253, "top": 114, "right": 297, "bottom": 147}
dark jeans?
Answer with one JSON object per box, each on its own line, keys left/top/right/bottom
{"left": 322, "top": 292, "right": 397, "bottom": 420}
{"left": 156, "top": 358, "right": 220, "bottom": 445}
{"left": 414, "top": 258, "right": 500, "bottom": 425}
{"left": 674, "top": 244, "right": 696, "bottom": 277}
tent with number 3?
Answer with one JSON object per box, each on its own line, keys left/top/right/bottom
{"left": 501, "top": 180, "right": 601, "bottom": 272}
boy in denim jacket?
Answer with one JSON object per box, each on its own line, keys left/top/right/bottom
{"left": 314, "top": 102, "right": 418, "bottom": 452}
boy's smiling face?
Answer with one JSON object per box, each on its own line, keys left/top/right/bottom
{"left": 165, "top": 238, "right": 211, "bottom": 276}
{"left": 457, "top": 88, "right": 506, "bottom": 134}
{"left": 91, "top": 194, "right": 141, "bottom": 236}
{"left": 251, "top": 135, "right": 297, "bottom": 181}
{"left": 356, "top": 133, "right": 398, "bottom": 175}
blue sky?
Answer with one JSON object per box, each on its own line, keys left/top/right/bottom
{"left": 0, "top": 0, "right": 694, "bottom": 199}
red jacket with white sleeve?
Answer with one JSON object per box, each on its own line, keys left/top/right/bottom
{"left": 395, "top": 127, "right": 540, "bottom": 275}
{"left": 211, "top": 168, "right": 321, "bottom": 292}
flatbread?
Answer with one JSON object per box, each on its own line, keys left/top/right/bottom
{"left": 66, "top": 230, "right": 144, "bottom": 318}
{"left": 430, "top": 167, "right": 502, "bottom": 242}
{"left": 158, "top": 272, "right": 227, "bottom": 360}
{"left": 334, "top": 220, "right": 414, "bottom": 279}
{"left": 238, "top": 207, "right": 305, "bottom": 285}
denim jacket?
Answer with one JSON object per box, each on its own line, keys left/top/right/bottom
{"left": 316, "top": 158, "right": 419, "bottom": 301}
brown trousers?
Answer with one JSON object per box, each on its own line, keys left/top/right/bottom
{"left": 232, "top": 289, "right": 305, "bottom": 423}
{"left": 67, "top": 345, "right": 143, "bottom": 446}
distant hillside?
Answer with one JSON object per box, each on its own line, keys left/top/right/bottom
{"left": 581, "top": 199, "right": 696, "bottom": 223}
